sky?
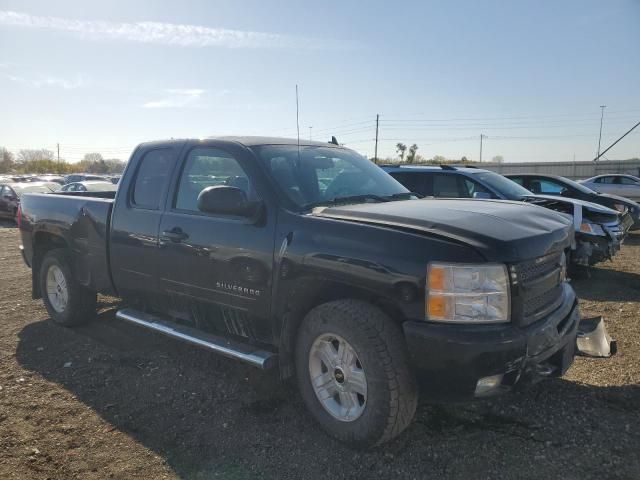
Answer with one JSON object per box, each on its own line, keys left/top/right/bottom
{"left": 0, "top": 0, "right": 639, "bottom": 163}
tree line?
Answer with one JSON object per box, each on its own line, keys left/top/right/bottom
{"left": 377, "top": 142, "right": 504, "bottom": 164}
{"left": 0, "top": 147, "right": 126, "bottom": 175}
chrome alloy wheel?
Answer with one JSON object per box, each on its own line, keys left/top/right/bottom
{"left": 308, "top": 334, "right": 367, "bottom": 422}
{"left": 46, "top": 265, "right": 68, "bottom": 313}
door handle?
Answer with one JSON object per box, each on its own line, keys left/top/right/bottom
{"left": 161, "top": 228, "right": 189, "bottom": 243}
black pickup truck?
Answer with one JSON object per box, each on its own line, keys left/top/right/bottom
{"left": 19, "top": 137, "right": 580, "bottom": 446}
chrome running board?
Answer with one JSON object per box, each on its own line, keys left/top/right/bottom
{"left": 115, "top": 308, "right": 277, "bottom": 369}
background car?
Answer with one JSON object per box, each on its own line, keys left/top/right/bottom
{"left": 579, "top": 174, "right": 640, "bottom": 201}
{"left": 63, "top": 173, "right": 108, "bottom": 184}
{"left": 381, "top": 165, "right": 630, "bottom": 266}
{"left": 60, "top": 180, "right": 118, "bottom": 193}
{"left": 505, "top": 173, "right": 640, "bottom": 230}
{"left": 0, "top": 182, "right": 57, "bottom": 220}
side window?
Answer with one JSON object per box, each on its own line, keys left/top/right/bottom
{"left": 510, "top": 177, "right": 524, "bottom": 186}
{"left": 618, "top": 177, "right": 637, "bottom": 185}
{"left": 461, "top": 178, "right": 490, "bottom": 198}
{"left": 432, "top": 174, "right": 463, "bottom": 198}
{"left": 175, "top": 147, "right": 256, "bottom": 213}
{"left": 389, "top": 172, "right": 429, "bottom": 196}
{"left": 599, "top": 176, "right": 615, "bottom": 184}
{"left": 530, "top": 179, "right": 565, "bottom": 195}
{"left": 132, "top": 149, "right": 174, "bottom": 209}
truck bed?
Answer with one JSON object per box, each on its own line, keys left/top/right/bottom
{"left": 20, "top": 191, "right": 116, "bottom": 296}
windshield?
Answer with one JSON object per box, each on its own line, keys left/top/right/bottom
{"left": 472, "top": 171, "right": 533, "bottom": 199}
{"left": 252, "top": 145, "right": 409, "bottom": 208}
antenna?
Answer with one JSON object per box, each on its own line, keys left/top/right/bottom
{"left": 295, "top": 85, "right": 301, "bottom": 162}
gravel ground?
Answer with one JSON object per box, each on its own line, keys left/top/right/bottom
{"left": 0, "top": 220, "right": 638, "bottom": 479}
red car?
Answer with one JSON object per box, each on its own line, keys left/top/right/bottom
{"left": 0, "top": 182, "right": 57, "bottom": 220}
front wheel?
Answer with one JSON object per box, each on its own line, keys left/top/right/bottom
{"left": 39, "top": 248, "right": 97, "bottom": 326}
{"left": 295, "top": 299, "right": 417, "bottom": 447}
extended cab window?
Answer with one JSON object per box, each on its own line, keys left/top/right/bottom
{"left": 133, "top": 149, "right": 174, "bottom": 209}
{"left": 175, "top": 147, "right": 257, "bottom": 212}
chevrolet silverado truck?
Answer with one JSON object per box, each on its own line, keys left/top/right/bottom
{"left": 382, "top": 165, "right": 630, "bottom": 267}
{"left": 19, "top": 137, "right": 580, "bottom": 446}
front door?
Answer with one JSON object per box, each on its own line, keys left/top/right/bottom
{"left": 157, "top": 144, "right": 275, "bottom": 343}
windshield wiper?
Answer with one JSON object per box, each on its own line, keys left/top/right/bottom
{"left": 305, "top": 194, "right": 391, "bottom": 209}
{"left": 386, "top": 192, "right": 422, "bottom": 200}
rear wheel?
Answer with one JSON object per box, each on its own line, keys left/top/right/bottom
{"left": 39, "top": 249, "right": 97, "bottom": 326}
{"left": 295, "top": 299, "right": 417, "bottom": 447}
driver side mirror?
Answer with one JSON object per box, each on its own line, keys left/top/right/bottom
{"left": 472, "top": 191, "right": 491, "bottom": 199}
{"left": 197, "top": 186, "right": 261, "bottom": 218}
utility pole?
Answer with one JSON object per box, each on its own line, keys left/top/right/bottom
{"left": 593, "top": 119, "right": 640, "bottom": 162}
{"left": 308, "top": 126, "right": 313, "bottom": 140}
{"left": 596, "top": 105, "right": 606, "bottom": 161}
{"left": 374, "top": 114, "right": 379, "bottom": 164}
{"left": 479, "top": 134, "right": 486, "bottom": 162}
{"left": 57, "top": 143, "right": 60, "bottom": 171}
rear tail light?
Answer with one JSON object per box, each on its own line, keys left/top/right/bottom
{"left": 16, "top": 204, "right": 22, "bottom": 229}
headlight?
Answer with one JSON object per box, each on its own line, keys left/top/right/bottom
{"left": 579, "top": 222, "right": 605, "bottom": 236}
{"left": 426, "top": 263, "right": 510, "bottom": 324}
{"left": 613, "top": 204, "right": 626, "bottom": 213}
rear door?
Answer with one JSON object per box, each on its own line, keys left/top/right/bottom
{"left": 109, "top": 144, "right": 183, "bottom": 308}
{"left": 157, "top": 142, "right": 276, "bottom": 343}
{"left": 592, "top": 175, "right": 617, "bottom": 195}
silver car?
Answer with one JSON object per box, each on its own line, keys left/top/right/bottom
{"left": 580, "top": 174, "right": 640, "bottom": 201}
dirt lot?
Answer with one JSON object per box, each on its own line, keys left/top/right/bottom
{"left": 0, "top": 220, "right": 639, "bottom": 480}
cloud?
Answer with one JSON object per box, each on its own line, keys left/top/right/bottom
{"left": 2, "top": 72, "right": 85, "bottom": 89}
{"left": 0, "top": 10, "right": 341, "bottom": 50}
{"left": 143, "top": 88, "right": 206, "bottom": 108}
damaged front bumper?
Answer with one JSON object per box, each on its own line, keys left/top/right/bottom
{"left": 402, "top": 284, "right": 579, "bottom": 399}
{"left": 572, "top": 217, "right": 631, "bottom": 266}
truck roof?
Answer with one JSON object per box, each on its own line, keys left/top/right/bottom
{"left": 137, "top": 136, "right": 345, "bottom": 149}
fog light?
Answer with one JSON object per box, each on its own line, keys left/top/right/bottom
{"left": 475, "top": 374, "right": 504, "bottom": 396}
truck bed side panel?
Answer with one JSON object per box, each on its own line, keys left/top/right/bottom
{"left": 20, "top": 193, "right": 115, "bottom": 295}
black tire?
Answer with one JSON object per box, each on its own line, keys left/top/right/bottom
{"left": 295, "top": 299, "right": 417, "bottom": 447}
{"left": 39, "top": 248, "right": 97, "bottom": 326}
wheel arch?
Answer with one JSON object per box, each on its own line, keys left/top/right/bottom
{"left": 31, "top": 232, "right": 71, "bottom": 299}
{"left": 276, "top": 277, "right": 406, "bottom": 379}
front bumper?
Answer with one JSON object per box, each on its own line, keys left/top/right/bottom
{"left": 403, "top": 283, "right": 579, "bottom": 399}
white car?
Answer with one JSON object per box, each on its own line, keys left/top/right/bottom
{"left": 580, "top": 174, "right": 640, "bottom": 201}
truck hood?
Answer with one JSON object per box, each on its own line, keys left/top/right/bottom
{"left": 313, "top": 199, "right": 572, "bottom": 262}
